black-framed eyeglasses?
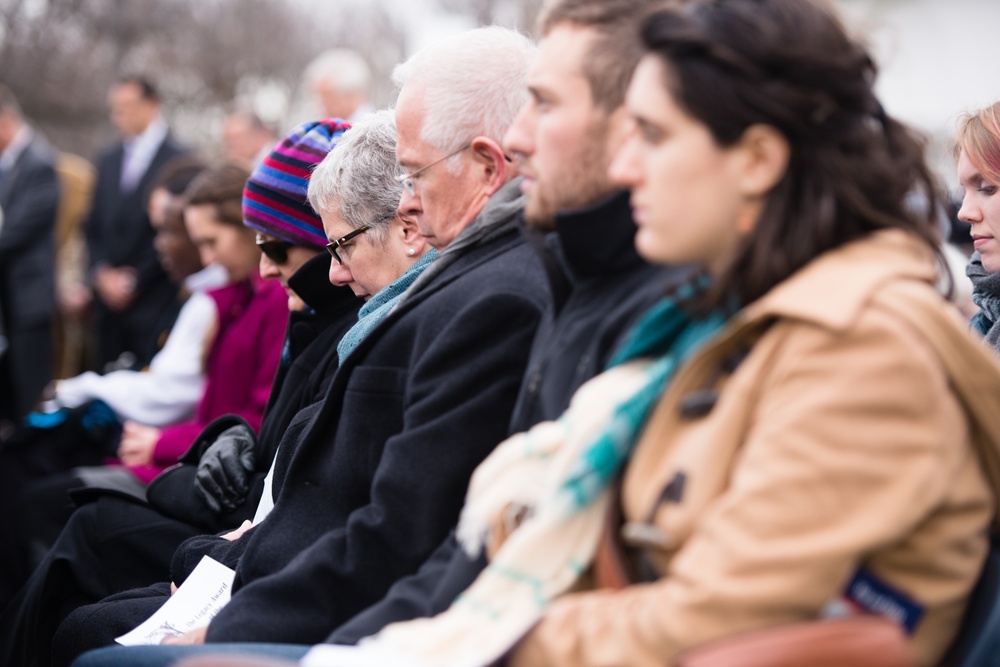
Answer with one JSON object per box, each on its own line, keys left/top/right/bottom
{"left": 256, "top": 233, "right": 293, "bottom": 265}
{"left": 395, "top": 143, "right": 471, "bottom": 196}
{"left": 326, "top": 225, "right": 370, "bottom": 264}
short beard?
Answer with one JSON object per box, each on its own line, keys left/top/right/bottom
{"left": 523, "top": 120, "right": 613, "bottom": 231}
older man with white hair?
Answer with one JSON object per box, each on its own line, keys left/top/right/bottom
{"left": 56, "top": 26, "right": 549, "bottom": 667}
{"left": 393, "top": 27, "right": 532, "bottom": 253}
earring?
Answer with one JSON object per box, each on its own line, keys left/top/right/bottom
{"left": 407, "top": 248, "right": 416, "bottom": 256}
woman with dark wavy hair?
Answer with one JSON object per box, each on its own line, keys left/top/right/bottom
{"left": 957, "top": 101, "right": 1000, "bottom": 351}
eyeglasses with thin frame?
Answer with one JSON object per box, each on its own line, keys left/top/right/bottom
{"left": 395, "top": 143, "right": 471, "bottom": 196}
{"left": 326, "top": 225, "right": 370, "bottom": 264}
{"left": 256, "top": 233, "right": 293, "bottom": 265}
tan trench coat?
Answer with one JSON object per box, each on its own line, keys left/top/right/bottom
{"left": 512, "top": 231, "right": 1000, "bottom": 667}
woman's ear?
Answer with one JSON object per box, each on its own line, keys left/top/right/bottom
{"left": 469, "top": 136, "right": 510, "bottom": 195}
{"left": 734, "top": 124, "right": 790, "bottom": 199}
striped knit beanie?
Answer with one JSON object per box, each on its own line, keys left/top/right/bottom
{"left": 242, "top": 118, "right": 351, "bottom": 250}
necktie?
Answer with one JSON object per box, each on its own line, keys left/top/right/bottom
{"left": 120, "top": 142, "right": 141, "bottom": 192}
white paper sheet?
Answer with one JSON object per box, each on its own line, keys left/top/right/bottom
{"left": 115, "top": 555, "right": 236, "bottom": 646}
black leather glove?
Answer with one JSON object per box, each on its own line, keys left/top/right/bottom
{"left": 194, "top": 423, "right": 256, "bottom": 514}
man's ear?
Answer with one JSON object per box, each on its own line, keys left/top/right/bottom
{"left": 469, "top": 136, "right": 511, "bottom": 195}
{"left": 733, "top": 124, "right": 790, "bottom": 199}
{"left": 397, "top": 211, "right": 427, "bottom": 252}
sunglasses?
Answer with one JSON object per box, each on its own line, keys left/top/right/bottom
{"left": 255, "top": 234, "right": 293, "bottom": 265}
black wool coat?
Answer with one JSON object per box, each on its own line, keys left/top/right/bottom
{"left": 258, "top": 254, "right": 363, "bottom": 454}
{"left": 145, "top": 253, "right": 363, "bottom": 533}
{"left": 170, "top": 227, "right": 547, "bottom": 645}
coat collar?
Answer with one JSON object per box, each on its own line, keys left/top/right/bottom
{"left": 554, "top": 190, "right": 647, "bottom": 281}
{"left": 741, "top": 230, "right": 939, "bottom": 333}
{"left": 287, "top": 252, "right": 361, "bottom": 316}
{"left": 329, "top": 226, "right": 523, "bottom": 379}
{"left": 405, "top": 178, "right": 524, "bottom": 300}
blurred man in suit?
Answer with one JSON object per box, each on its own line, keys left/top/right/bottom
{"left": 0, "top": 84, "right": 61, "bottom": 429}
{"left": 84, "top": 76, "right": 187, "bottom": 370}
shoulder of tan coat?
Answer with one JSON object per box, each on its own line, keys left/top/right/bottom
{"left": 871, "top": 277, "right": 1000, "bottom": 532}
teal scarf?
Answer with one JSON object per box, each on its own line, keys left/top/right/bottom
{"left": 560, "top": 279, "right": 728, "bottom": 509}
{"left": 336, "top": 249, "right": 439, "bottom": 363}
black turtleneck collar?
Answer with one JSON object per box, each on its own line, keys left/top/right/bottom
{"left": 286, "top": 252, "right": 361, "bottom": 315}
{"left": 553, "top": 189, "right": 644, "bottom": 281}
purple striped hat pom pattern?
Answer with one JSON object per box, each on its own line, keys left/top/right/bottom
{"left": 243, "top": 118, "right": 351, "bottom": 250}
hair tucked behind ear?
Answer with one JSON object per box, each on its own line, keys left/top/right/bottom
{"left": 641, "top": 0, "right": 946, "bottom": 310}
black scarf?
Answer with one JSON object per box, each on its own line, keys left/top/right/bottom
{"left": 966, "top": 251, "right": 1000, "bottom": 348}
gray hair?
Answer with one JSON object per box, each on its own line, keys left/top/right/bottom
{"left": 308, "top": 108, "right": 400, "bottom": 245}
{"left": 304, "top": 48, "right": 372, "bottom": 94}
{"left": 392, "top": 26, "right": 535, "bottom": 167}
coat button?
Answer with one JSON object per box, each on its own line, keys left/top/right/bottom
{"left": 678, "top": 389, "right": 718, "bottom": 419}
{"left": 526, "top": 370, "right": 542, "bottom": 395}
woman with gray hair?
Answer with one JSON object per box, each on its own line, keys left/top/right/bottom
{"left": 243, "top": 109, "right": 436, "bottom": 524}
{"left": 308, "top": 109, "right": 436, "bottom": 361}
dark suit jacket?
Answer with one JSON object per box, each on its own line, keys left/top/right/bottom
{"left": 169, "top": 227, "right": 548, "bottom": 646}
{"left": 0, "top": 131, "right": 61, "bottom": 417}
{"left": 84, "top": 133, "right": 187, "bottom": 362}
